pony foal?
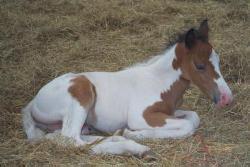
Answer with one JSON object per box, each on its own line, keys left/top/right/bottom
{"left": 22, "top": 20, "right": 233, "bottom": 156}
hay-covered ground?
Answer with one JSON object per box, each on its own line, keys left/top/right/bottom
{"left": 0, "top": 0, "right": 249, "bottom": 166}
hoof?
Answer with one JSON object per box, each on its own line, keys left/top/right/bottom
{"left": 140, "top": 150, "right": 158, "bottom": 161}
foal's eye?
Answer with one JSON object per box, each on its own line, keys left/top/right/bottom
{"left": 195, "top": 64, "right": 205, "bottom": 70}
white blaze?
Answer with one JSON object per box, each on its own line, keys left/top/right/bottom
{"left": 209, "top": 50, "right": 232, "bottom": 98}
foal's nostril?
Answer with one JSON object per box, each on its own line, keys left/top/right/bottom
{"left": 221, "top": 94, "right": 226, "bottom": 100}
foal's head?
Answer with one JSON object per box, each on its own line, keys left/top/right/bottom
{"left": 173, "top": 20, "right": 233, "bottom": 108}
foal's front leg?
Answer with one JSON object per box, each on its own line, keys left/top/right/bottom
{"left": 174, "top": 110, "right": 200, "bottom": 129}
{"left": 124, "top": 110, "right": 200, "bottom": 140}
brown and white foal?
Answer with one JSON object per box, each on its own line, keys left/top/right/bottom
{"left": 22, "top": 20, "right": 233, "bottom": 156}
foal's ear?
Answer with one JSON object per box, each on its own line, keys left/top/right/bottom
{"left": 198, "top": 19, "right": 209, "bottom": 41}
{"left": 185, "top": 28, "right": 197, "bottom": 49}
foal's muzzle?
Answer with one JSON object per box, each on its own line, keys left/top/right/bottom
{"left": 213, "top": 89, "right": 233, "bottom": 108}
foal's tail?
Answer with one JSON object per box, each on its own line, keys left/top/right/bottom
{"left": 22, "top": 100, "right": 45, "bottom": 140}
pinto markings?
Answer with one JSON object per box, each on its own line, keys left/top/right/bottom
{"left": 68, "top": 76, "right": 96, "bottom": 109}
{"left": 143, "top": 77, "right": 190, "bottom": 127}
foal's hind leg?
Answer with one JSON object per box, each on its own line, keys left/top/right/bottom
{"left": 59, "top": 75, "right": 96, "bottom": 146}
{"left": 60, "top": 101, "right": 89, "bottom": 146}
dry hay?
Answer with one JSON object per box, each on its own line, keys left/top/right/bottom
{"left": 0, "top": 0, "right": 249, "bottom": 166}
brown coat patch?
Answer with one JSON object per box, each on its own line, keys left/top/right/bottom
{"left": 68, "top": 76, "right": 96, "bottom": 109}
{"left": 143, "top": 78, "right": 190, "bottom": 127}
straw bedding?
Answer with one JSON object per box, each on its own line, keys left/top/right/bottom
{"left": 0, "top": 0, "right": 249, "bottom": 166}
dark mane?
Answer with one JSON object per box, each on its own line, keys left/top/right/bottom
{"left": 165, "top": 27, "right": 207, "bottom": 49}
{"left": 164, "top": 29, "right": 187, "bottom": 49}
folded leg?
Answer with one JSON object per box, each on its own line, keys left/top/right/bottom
{"left": 124, "top": 118, "right": 195, "bottom": 139}
{"left": 90, "top": 136, "right": 150, "bottom": 156}
{"left": 174, "top": 110, "right": 200, "bottom": 129}
{"left": 125, "top": 110, "right": 200, "bottom": 140}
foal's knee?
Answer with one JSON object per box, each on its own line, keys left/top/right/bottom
{"left": 176, "top": 110, "right": 200, "bottom": 129}
{"left": 178, "top": 120, "right": 195, "bottom": 138}
{"left": 186, "top": 111, "right": 200, "bottom": 129}
{"left": 191, "top": 112, "right": 200, "bottom": 128}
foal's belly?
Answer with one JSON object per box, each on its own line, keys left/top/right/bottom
{"left": 84, "top": 72, "right": 130, "bottom": 133}
{"left": 88, "top": 108, "right": 128, "bottom": 133}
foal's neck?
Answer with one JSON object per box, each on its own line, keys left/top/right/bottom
{"left": 161, "top": 77, "right": 190, "bottom": 109}
{"left": 148, "top": 44, "right": 190, "bottom": 109}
